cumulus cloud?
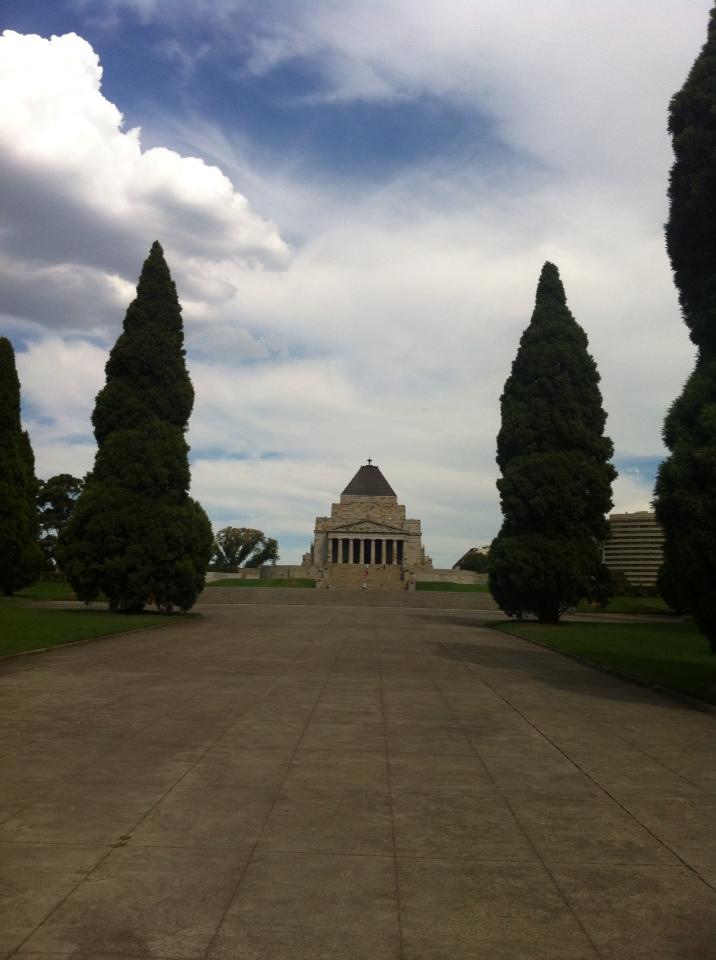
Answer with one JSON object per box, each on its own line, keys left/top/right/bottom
{"left": 15, "top": 337, "right": 106, "bottom": 481}
{"left": 0, "top": 30, "right": 289, "bottom": 332}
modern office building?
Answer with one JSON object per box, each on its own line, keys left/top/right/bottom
{"left": 603, "top": 511, "right": 664, "bottom": 585}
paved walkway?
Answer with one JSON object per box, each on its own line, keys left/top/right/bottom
{"left": 1, "top": 600, "right": 715, "bottom": 959}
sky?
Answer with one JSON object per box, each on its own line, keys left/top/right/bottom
{"left": 0, "top": 1, "right": 710, "bottom": 567}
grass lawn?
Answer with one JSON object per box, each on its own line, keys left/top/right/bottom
{"left": 207, "top": 577, "right": 316, "bottom": 588}
{"left": 15, "top": 581, "right": 78, "bottom": 601}
{"left": 0, "top": 597, "right": 188, "bottom": 658}
{"left": 416, "top": 581, "right": 490, "bottom": 592}
{"left": 576, "top": 595, "right": 674, "bottom": 616}
{"left": 495, "top": 619, "right": 716, "bottom": 704}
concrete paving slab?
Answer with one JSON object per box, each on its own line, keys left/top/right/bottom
{"left": 299, "top": 719, "right": 387, "bottom": 753}
{"left": 398, "top": 859, "right": 599, "bottom": 959}
{"left": 283, "top": 747, "right": 390, "bottom": 797}
{"left": 552, "top": 863, "right": 716, "bottom": 959}
{"left": 510, "top": 797, "right": 679, "bottom": 864}
{"left": 217, "top": 719, "right": 305, "bottom": 753}
{"left": 257, "top": 788, "right": 394, "bottom": 855}
{"left": 18, "top": 846, "right": 246, "bottom": 959}
{"left": 387, "top": 753, "right": 499, "bottom": 797}
{"left": 207, "top": 851, "right": 400, "bottom": 960}
{"left": 183, "top": 746, "right": 290, "bottom": 790}
{"left": 1, "top": 599, "right": 715, "bottom": 959}
{"left": 612, "top": 792, "right": 716, "bottom": 866}
{"left": 130, "top": 782, "right": 275, "bottom": 851}
{"left": 392, "top": 792, "right": 535, "bottom": 860}
{"left": 480, "top": 754, "right": 606, "bottom": 800}
{"left": 0, "top": 779, "right": 167, "bottom": 845}
{"left": 0, "top": 843, "right": 107, "bottom": 958}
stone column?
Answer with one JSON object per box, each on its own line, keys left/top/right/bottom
{"left": 359, "top": 538, "right": 365, "bottom": 564}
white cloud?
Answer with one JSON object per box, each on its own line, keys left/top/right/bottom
{"left": 611, "top": 472, "right": 656, "bottom": 516}
{"left": 15, "top": 337, "right": 105, "bottom": 482}
{"left": 0, "top": 30, "right": 289, "bottom": 332}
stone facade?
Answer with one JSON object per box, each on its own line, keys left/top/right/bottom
{"left": 303, "top": 462, "right": 433, "bottom": 588}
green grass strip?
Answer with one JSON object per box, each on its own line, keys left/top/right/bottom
{"left": 0, "top": 597, "right": 188, "bottom": 658}
{"left": 415, "top": 581, "right": 489, "bottom": 592}
{"left": 207, "top": 578, "right": 316, "bottom": 588}
{"left": 15, "top": 581, "right": 78, "bottom": 601}
{"left": 575, "top": 595, "right": 674, "bottom": 616}
{"left": 495, "top": 619, "right": 716, "bottom": 705}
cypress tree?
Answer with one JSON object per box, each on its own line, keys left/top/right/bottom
{"left": 0, "top": 337, "right": 43, "bottom": 594}
{"left": 58, "top": 242, "right": 213, "bottom": 612}
{"left": 654, "top": 5, "right": 716, "bottom": 648}
{"left": 489, "top": 263, "right": 617, "bottom": 622}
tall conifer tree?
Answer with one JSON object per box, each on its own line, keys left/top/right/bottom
{"left": 0, "top": 337, "right": 42, "bottom": 594}
{"left": 654, "top": 5, "right": 716, "bottom": 648}
{"left": 489, "top": 263, "right": 616, "bottom": 622}
{"left": 58, "top": 242, "right": 213, "bottom": 612}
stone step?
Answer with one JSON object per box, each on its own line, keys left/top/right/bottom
{"left": 327, "top": 564, "right": 405, "bottom": 591}
{"left": 200, "top": 586, "right": 498, "bottom": 608}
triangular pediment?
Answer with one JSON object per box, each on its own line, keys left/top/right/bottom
{"left": 330, "top": 520, "right": 404, "bottom": 534}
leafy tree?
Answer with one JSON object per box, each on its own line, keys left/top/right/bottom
{"left": 656, "top": 559, "right": 686, "bottom": 615}
{"left": 212, "top": 527, "right": 279, "bottom": 570}
{"left": 654, "top": 5, "right": 716, "bottom": 650}
{"left": 489, "top": 262, "right": 617, "bottom": 622}
{"left": 58, "top": 242, "right": 213, "bottom": 612}
{"left": 453, "top": 548, "right": 490, "bottom": 573}
{"left": 37, "top": 474, "right": 84, "bottom": 570}
{"left": 245, "top": 537, "right": 279, "bottom": 568}
{"left": 213, "top": 527, "right": 264, "bottom": 571}
{"left": 0, "top": 337, "right": 43, "bottom": 594}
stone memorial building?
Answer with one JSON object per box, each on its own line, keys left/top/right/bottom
{"left": 303, "top": 461, "right": 433, "bottom": 588}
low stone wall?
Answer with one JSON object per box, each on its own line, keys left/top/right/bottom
{"left": 205, "top": 566, "right": 317, "bottom": 582}
{"left": 205, "top": 570, "right": 259, "bottom": 582}
{"left": 260, "top": 565, "right": 318, "bottom": 579}
{"left": 207, "top": 565, "right": 485, "bottom": 586}
{"left": 413, "top": 568, "right": 487, "bottom": 585}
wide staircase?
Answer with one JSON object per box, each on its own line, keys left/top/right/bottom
{"left": 327, "top": 564, "right": 405, "bottom": 591}
{"left": 200, "top": 585, "right": 498, "bottom": 609}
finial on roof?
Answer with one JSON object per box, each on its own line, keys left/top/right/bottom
{"left": 367, "top": 457, "right": 373, "bottom": 465}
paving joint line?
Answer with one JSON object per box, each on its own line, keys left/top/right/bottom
{"left": 200, "top": 636, "right": 342, "bottom": 959}
{"left": 429, "top": 657, "right": 606, "bottom": 959}
{"left": 0, "top": 671, "right": 232, "bottom": 831}
{"left": 445, "top": 638, "right": 716, "bottom": 894}
{"left": 4, "top": 655, "right": 304, "bottom": 958}
{"left": 377, "top": 629, "right": 406, "bottom": 960}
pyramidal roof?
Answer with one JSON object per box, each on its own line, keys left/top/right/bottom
{"left": 341, "top": 463, "right": 396, "bottom": 497}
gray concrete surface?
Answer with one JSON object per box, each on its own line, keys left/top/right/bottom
{"left": 1, "top": 599, "right": 715, "bottom": 959}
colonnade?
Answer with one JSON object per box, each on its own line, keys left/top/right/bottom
{"left": 329, "top": 537, "right": 404, "bottom": 566}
